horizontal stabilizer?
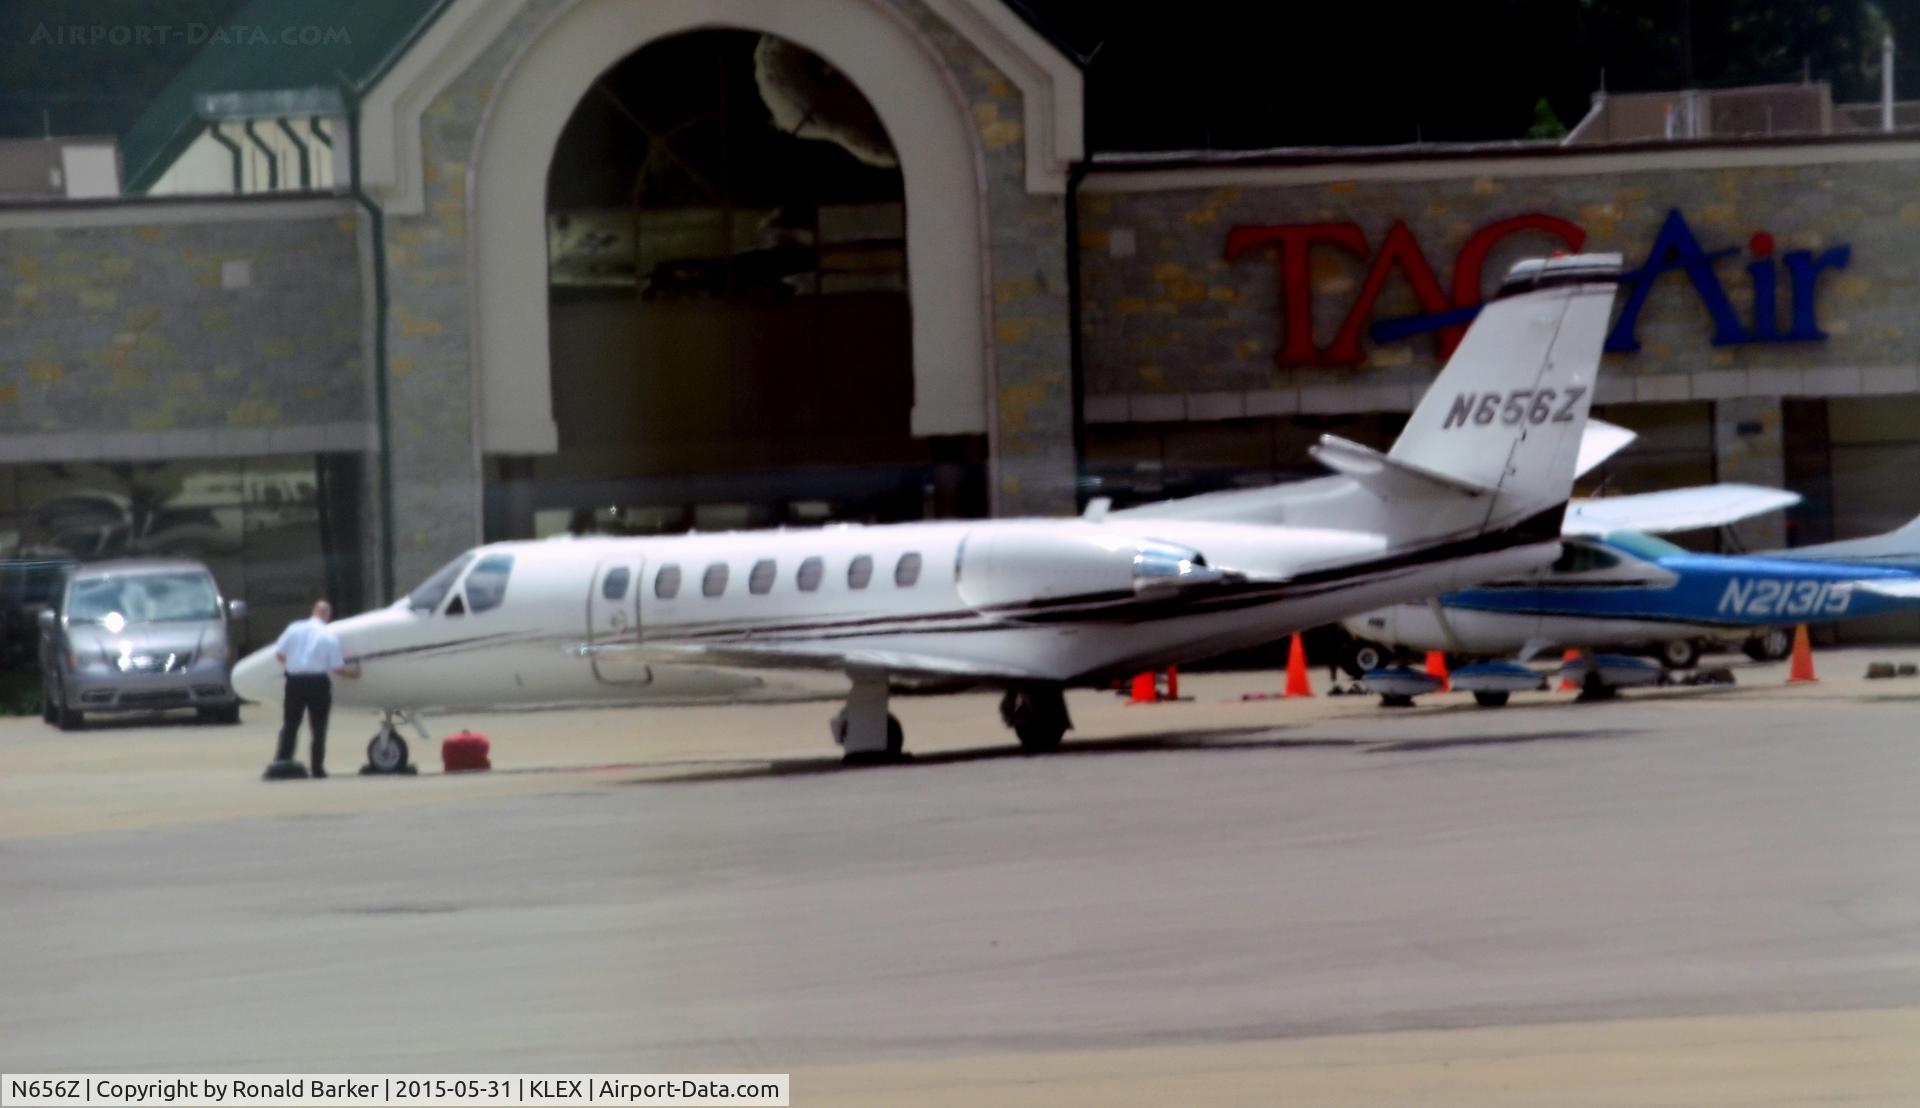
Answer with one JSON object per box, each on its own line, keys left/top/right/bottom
{"left": 1771, "top": 511, "right": 1920, "bottom": 567}
{"left": 1575, "top": 419, "right": 1637, "bottom": 478}
{"left": 1853, "top": 577, "right": 1920, "bottom": 600}
{"left": 1563, "top": 483, "right": 1801, "bottom": 536}
{"left": 1311, "top": 434, "right": 1492, "bottom": 498}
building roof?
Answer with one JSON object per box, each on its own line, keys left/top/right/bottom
{"left": 118, "top": 0, "right": 448, "bottom": 192}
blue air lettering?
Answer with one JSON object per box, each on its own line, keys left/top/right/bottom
{"left": 1364, "top": 209, "right": 1850, "bottom": 355}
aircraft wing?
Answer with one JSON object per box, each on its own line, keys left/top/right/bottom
{"left": 631, "top": 639, "right": 1057, "bottom": 682}
{"left": 1562, "top": 483, "right": 1801, "bottom": 536}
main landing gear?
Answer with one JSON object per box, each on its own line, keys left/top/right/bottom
{"left": 363, "top": 711, "right": 424, "bottom": 775}
{"left": 831, "top": 671, "right": 905, "bottom": 764}
{"left": 999, "top": 684, "right": 1071, "bottom": 752}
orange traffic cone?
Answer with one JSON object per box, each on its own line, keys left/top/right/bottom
{"left": 1557, "top": 648, "right": 1581, "bottom": 692}
{"left": 1128, "top": 671, "right": 1160, "bottom": 703}
{"left": 1283, "top": 633, "right": 1314, "bottom": 698}
{"left": 1425, "top": 650, "right": 1451, "bottom": 692}
{"left": 1787, "top": 624, "right": 1818, "bottom": 683}
{"left": 1165, "top": 666, "right": 1180, "bottom": 700}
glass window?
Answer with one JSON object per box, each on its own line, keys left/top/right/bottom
{"left": 602, "top": 566, "right": 631, "bottom": 600}
{"left": 66, "top": 571, "right": 220, "bottom": 626}
{"left": 847, "top": 555, "right": 873, "bottom": 590}
{"left": 796, "top": 556, "right": 824, "bottom": 592}
{"left": 408, "top": 552, "right": 475, "bottom": 613}
{"left": 894, "top": 552, "right": 922, "bottom": 587}
{"left": 1603, "top": 531, "right": 1689, "bottom": 560}
{"left": 464, "top": 554, "right": 514, "bottom": 613}
{"left": 749, "top": 558, "right": 776, "bottom": 595}
{"left": 702, "top": 562, "right": 729, "bottom": 597}
{"left": 445, "top": 593, "right": 466, "bottom": 617}
{"left": 1550, "top": 542, "right": 1622, "bottom": 574}
{"left": 655, "top": 564, "right": 681, "bottom": 599}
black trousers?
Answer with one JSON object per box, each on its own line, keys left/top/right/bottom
{"left": 276, "top": 674, "right": 333, "bottom": 768}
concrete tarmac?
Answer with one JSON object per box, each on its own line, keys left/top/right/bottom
{"left": 4, "top": 650, "right": 1920, "bottom": 1102}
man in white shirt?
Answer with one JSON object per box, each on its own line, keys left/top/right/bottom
{"left": 269, "top": 600, "right": 361, "bottom": 779}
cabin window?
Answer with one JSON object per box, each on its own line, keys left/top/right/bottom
{"left": 847, "top": 555, "right": 873, "bottom": 590}
{"left": 654, "top": 564, "right": 681, "bottom": 599}
{"left": 894, "top": 552, "right": 922, "bottom": 587}
{"left": 408, "top": 552, "right": 475, "bottom": 613}
{"left": 445, "top": 594, "right": 466, "bottom": 617}
{"left": 602, "top": 567, "right": 631, "bottom": 600}
{"left": 464, "top": 554, "right": 514, "bottom": 613}
{"left": 1550, "top": 542, "right": 1621, "bottom": 574}
{"left": 702, "top": 562, "right": 730, "bottom": 597}
{"left": 796, "top": 556, "right": 824, "bottom": 592}
{"left": 749, "top": 558, "right": 776, "bottom": 595}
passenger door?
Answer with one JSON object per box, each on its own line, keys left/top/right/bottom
{"left": 588, "top": 557, "right": 649, "bottom": 685}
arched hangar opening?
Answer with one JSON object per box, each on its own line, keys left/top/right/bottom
{"left": 491, "top": 26, "right": 988, "bottom": 538}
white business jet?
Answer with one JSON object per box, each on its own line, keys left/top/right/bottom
{"left": 232, "top": 253, "right": 1622, "bottom": 768}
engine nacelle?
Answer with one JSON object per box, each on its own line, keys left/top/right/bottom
{"left": 956, "top": 523, "right": 1229, "bottom": 619}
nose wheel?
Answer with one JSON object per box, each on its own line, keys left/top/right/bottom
{"left": 361, "top": 714, "right": 421, "bottom": 775}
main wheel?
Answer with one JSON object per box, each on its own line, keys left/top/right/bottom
{"left": 1000, "top": 686, "right": 1070, "bottom": 752}
{"left": 1342, "top": 639, "right": 1389, "bottom": 679}
{"left": 366, "top": 729, "right": 410, "bottom": 773}
{"left": 1744, "top": 628, "right": 1792, "bottom": 661}
{"left": 885, "top": 713, "right": 904, "bottom": 755}
{"left": 1472, "top": 690, "right": 1511, "bottom": 708}
{"left": 1658, "top": 638, "right": 1700, "bottom": 670}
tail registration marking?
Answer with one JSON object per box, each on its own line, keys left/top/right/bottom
{"left": 1719, "top": 578, "right": 1852, "bottom": 618}
{"left": 1443, "top": 388, "right": 1587, "bottom": 429}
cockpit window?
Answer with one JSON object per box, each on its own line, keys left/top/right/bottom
{"left": 1603, "top": 530, "right": 1689, "bottom": 560}
{"left": 408, "top": 553, "right": 475, "bottom": 613}
{"left": 463, "top": 554, "right": 514, "bottom": 613}
{"left": 1550, "top": 542, "right": 1622, "bottom": 574}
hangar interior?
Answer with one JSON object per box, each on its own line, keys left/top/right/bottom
{"left": 495, "top": 28, "right": 988, "bottom": 542}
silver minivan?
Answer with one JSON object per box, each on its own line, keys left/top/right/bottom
{"left": 38, "top": 559, "right": 245, "bottom": 729}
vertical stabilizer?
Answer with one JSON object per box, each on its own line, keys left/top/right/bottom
{"left": 1386, "top": 254, "right": 1622, "bottom": 528}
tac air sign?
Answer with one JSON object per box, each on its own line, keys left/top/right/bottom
{"left": 1222, "top": 210, "right": 1852, "bottom": 367}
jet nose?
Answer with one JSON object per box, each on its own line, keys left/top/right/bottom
{"left": 230, "top": 646, "right": 282, "bottom": 705}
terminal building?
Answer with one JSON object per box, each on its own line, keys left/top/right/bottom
{"left": 4, "top": 0, "right": 1920, "bottom": 644}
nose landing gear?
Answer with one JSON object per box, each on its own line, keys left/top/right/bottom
{"left": 361, "top": 711, "right": 424, "bottom": 775}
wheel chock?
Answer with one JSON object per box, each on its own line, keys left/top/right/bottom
{"left": 261, "top": 759, "right": 309, "bottom": 781}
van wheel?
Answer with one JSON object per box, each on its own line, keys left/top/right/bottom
{"left": 40, "top": 678, "right": 55, "bottom": 723}
{"left": 198, "top": 704, "right": 241, "bottom": 725}
{"left": 1473, "top": 690, "right": 1511, "bottom": 708}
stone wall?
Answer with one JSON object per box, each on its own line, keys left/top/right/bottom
{"left": 1078, "top": 152, "right": 1920, "bottom": 422}
{"left": 0, "top": 198, "right": 368, "bottom": 458}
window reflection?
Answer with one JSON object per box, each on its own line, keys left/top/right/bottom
{"left": 0, "top": 455, "right": 363, "bottom": 664}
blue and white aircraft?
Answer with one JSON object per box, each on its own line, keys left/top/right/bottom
{"left": 1342, "top": 506, "right": 1920, "bottom": 704}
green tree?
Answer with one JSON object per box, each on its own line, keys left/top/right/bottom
{"left": 1526, "top": 96, "right": 1567, "bottom": 139}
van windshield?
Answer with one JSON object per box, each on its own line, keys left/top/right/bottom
{"left": 67, "top": 572, "right": 220, "bottom": 625}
